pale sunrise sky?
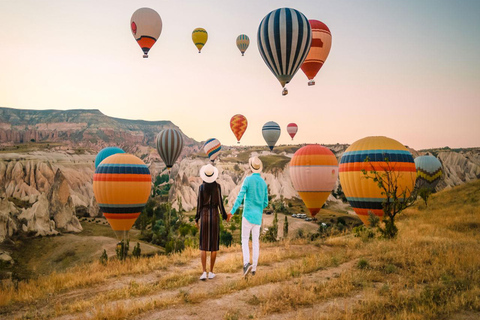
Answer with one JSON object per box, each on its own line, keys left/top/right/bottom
{"left": 0, "top": 0, "right": 479, "bottom": 150}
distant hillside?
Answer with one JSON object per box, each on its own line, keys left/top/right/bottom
{"left": 0, "top": 107, "right": 198, "bottom": 150}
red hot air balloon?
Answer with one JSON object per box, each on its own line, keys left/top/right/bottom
{"left": 301, "top": 20, "right": 332, "bottom": 86}
{"left": 287, "top": 123, "right": 298, "bottom": 140}
{"left": 230, "top": 114, "right": 248, "bottom": 144}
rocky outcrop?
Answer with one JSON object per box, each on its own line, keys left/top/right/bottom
{"left": 0, "top": 198, "right": 19, "bottom": 243}
{"left": 18, "top": 194, "right": 58, "bottom": 237}
{"left": 435, "top": 150, "right": 480, "bottom": 189}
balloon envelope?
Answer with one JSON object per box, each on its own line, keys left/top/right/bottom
{"left": 339, "top": 136, "right": 416, "bottom": 225}
{"left": 131, "top": 8, "right": 162, "bottom": 58}
{"left": 95, "top": 147, "right": 125, "bottom": 169}
{"left": 290, "top": 145, "right": 338, "bottom": 217}
{"left": 93, "top": 154, "right": 151, "bottom": 237}
{"left": 301, "top": 20, "right": 332, "bottom": 86}
{"left": 287, "top": 123, "right": 298, "bottom": 140}
{"left": 230, "top": 114, "right": 248, "bottom": 143}
{"left": 204, "top": 138, "right": 221, "bottom": 162}
{"left": 262, "top": 121, "right": 281, "bottom": 151}
{"left": 192, "top": 28, "right": 208, "bottom": 53}
{"left": 236, "top": 34, "right": 250, "bottom": 56}
{"left": 257, "top": 7, "right": 312, "bottom": 94}
{"left": 415, "top": 155, "right": 443, "bottom": 190}
{"left": 156, "top": 129, "right": 184, "bottom": 169}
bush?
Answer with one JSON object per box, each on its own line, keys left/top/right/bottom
{"left": 99, "top": 249, "right": 108, "bottom": 265}
{"left": 353, "top": 225, "right": 375, "bottom": 241}
{"left": 132, "top": 242, "right": 141, "bottom": 258}
{"left": 220, "top": 230, "right": 233, "bottom": 247}
{"left": 357, "top": 258, "right": 369, "bottom": 269}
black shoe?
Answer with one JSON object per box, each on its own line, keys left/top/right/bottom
{"left": 251, "top": 271, "right": 256, "bottom": 276}
{"left": 243, "top": 263, "right": 252, "bottom": 277}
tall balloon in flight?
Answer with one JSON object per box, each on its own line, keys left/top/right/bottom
{"left": 236, "top": 34, "right": 250, "bottom": 56}
{"left": 301, "top": 20, "right": 332, "bottom": 86}
{"left": 204, "top": 138, "right": 221, "bottom": 162}
{"left": 262, "top": 121, "right": 281, "bottom": 151}
{"left": 414, "top": 155, "right": 443, "bottom": 190}
{"left": 156, "top": 129, "right": 184, "bottom": 170}
{"left": 192, "top": 28, "right": 208, "bottom": 53}
{"left": 287, "top": 123, "right": 298, "bottom": 140}
{"left": 257, "top": 8, "right": 312, "bottom": 95}
{"left": 290, "top": 145, "right": 338, "bottom": 218}
{"left": 230, "top": 114, "right": 248, "bottom": 144}
{"left": 95, "top": 147, "right": 125, "bottom": 169}
{"left": 93, "top": 154, "right": 151, "bottom": 239}
{"left": 130, "top": 8, "right": 162, "bottom": 58}
{"left": 339, "top": 136, "right": 416, "bottom": 225}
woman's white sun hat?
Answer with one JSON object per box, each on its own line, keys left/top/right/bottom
{"left": 249, "top": 156, "right": 263, "bottom": 173}
{"left": 199, "top": 163, "right": 219, "bottom": 183}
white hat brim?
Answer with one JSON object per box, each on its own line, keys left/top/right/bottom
{"left": 249, "top": 158, "right": 263, "bottom": 173}
{"left": 199, "top": 165, "right": 219, "bottom": 183}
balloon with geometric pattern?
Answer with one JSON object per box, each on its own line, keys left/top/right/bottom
{"left": 230, "top": 114, "right": 248, "bottom": 144}
{"left": 192, "top": 28, "right": 208, "bottom": 53}
{"left": 130, "top": 8, "right": 163, "bottom": 58}
{"left": 414, "top": 155, "right": 443, "bottom": 190}
{"left": 301, "top": 20, "right": 332, "bottom": 86}
{"left": 236, "top": 34, "right": 250, "bottom": 56}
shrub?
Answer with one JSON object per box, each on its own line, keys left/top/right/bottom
{"left": 132, "top": 242, "right": 141, "bottom": 258}
{"left": 99, "top": 249, "right": 108, "bottom": 265}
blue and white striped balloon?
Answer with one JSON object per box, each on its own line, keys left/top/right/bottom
{"left": 204, "top": 138, "right": 221, "bottom": 162}
{"left": 262, "top": 121, "right": 281, "bottom": 151}
{"left": 257, "top": 8, "right": 312, "bottom": 95}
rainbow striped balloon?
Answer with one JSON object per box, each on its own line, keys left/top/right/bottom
{"left": 339, "top": 136, "right": 416, "bottom": 225}
{"left": 93, "top": 154, "right": 151, "bottom": 235}
{"left": 204, "top": 138, "right": 221, "bottom": 162}
{"left": 290, "top": 145, "right": 338, "bottom": 217}
{"left": 415, "top": 155, "right": 443, "bottom": 190}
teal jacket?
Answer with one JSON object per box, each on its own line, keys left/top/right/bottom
{"left": 230, "top": 173, "right": 269, "bottom": 225}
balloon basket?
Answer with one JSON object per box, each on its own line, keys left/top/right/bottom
{"left": 282, "top": 88, "right": 288, "bottom": 96}
{"left": 143, "top": 54, "right": 148, "bottom": 58}
{"left": 114, "top": 230, "right": 130, "bottom": 261}
{"left": 308, "top": 80, "right": 315, "bottom": 86}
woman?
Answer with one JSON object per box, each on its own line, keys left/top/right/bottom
{"left": 195, "top": 163, "right": 227, "bottom": 280}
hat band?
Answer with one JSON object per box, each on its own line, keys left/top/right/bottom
{"left": 205, "top": 172, "right": 214, "bottom": 177}
{"left": 251, "top": 164, "right": 260, "bottom": 170}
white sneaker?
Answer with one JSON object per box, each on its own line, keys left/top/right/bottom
{"left": 199, "top": 272, "right": 207, "bottom": 281}
{"left": 208, "top": 272, "right": 216, "bottom": 279}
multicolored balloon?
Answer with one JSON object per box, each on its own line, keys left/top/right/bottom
{"left": 414, "top": 155, "right": 443, "bottom": 190}
{"left": 93, "top": 154, "right": 151, "bottom": 238}
{"left": 130, "top": 8, "right": 163, "bottom": 58}
{"left": 287, "top": 123, "right": 298, "bottom": 140}
{"left": 156, "top": 129, "right": 184, "bottom": 169}
{"left": 236, "top": 34, "right": 250, "bottom": 56}
{"left": 339, "top": 136, "right": 416, "bottom": 225}
{"left": 257, "top": 7, "right": 312, "bottom": 95}
{"left": 230, "top": 114, "right": 248, "bottom": 144}
{"left": 290, "top": 145, "right": 338, "bottom": 217}
{"left": 192, "top": 28, "right": 208, "bottom": 53}
{"left": 301, "top": 20, "right": 332, "bottom": 86}
{"left": 204, "top": 138, "right": 221, "bottom": 162}
{"left": 95, "top": 147, "right": 125, "bottom": 169}
{"left": 262, "top": 121, "right": 281, "bottom": 151}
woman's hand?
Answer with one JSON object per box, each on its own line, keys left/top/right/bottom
{"left": 195, "top": 221, "right": 199, "bottom": 228}
{"left": 226, "top": 213, "right": 233, "bottom": 222}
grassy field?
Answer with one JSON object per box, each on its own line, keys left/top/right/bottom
{"left": 1, "top": 180, "right": 479, "bottom": 319}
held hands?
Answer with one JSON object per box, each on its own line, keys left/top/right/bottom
{"left": 226, "top": 213, "right": 233, "bottom": 222}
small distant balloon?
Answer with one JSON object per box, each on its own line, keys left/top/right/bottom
{"left": 130, "top": 8, "right": 163, "bottom": 58}
{"left": 415, "top": 155, "right": 443, "bottom": 190}
{"left": 236, "top": 34, "right": 250, "bottom": 56}
{"left": 287, "top": 123, "right": 298, "bottom": 140}
{"left": 192, "top": 28, "right": 208, "bottom": 53}
{"left": 204, "top": 138, "right": 221, "bottom": 162}
{"left": 262, "top": 121, "right": 281, "bottom": 151}
{"left": 95, "top": 147, "right": 125, "bottom": 169}
{"left": 230, "top": 114, "right": 248, "bottom": 144}
{"left": 156, "top": 129, "right": 184, "bottom": 170}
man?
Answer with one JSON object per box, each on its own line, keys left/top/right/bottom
{"left": 228, "top": 156, "right": 269, "bottom": 277}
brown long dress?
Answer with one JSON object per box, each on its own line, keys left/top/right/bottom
{"left": 195, "top": 181, "right": 227, "bottom": 252}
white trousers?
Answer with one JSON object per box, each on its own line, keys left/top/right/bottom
{"left": 242, "top": 217, "right": 260, "bottom": 271}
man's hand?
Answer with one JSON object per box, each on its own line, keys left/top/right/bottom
{"left": 227, "top": 213, "right": 233, "bottom": 222}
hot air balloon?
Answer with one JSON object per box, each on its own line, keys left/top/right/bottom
{"left": 93, "top": 153, "right": 151, "bottom": 239}
{"left": 339, "top": 136, "right": 416, "bottom": 225}
{"left": 257, "top": 8, "right": 312, "bottom": 95}
{"left": 230, "top": 114, "right": 248, "bottom": 144}
{"left": 192, "top": 28, "right": 208, "bottom": 53}
{"left": 287, "top": 123, "right": 298, "bottom": 140}
{"left": 95, "top": 147, "right": 125, "bottom": 169}
{"left": 290, "top": 145, "right": 338, "bottom": 218}
{"left": 414, "top": 155, "right": 443, "bottom": 190}
{"left": 130, "top": 8, "right": 163, "bottom": 58}
{"left": 204, "top": 138, "right": 221, "bottom": 162}
{"left": 301, "top": 20, "right": 332, "bottom": 86}
{"left": 156, "top": 129, "right": 184, "bottom": 170}
{"left": 236, "top": 34, "right": 250, "bottom": 56}
{"left": 262, "top": 121, "right": 281, "bottom": 151}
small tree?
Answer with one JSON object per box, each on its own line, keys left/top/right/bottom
{"left": 283, "top": 216, "right": 289, "bottom": 238}
{"left": 132, "top": 242, "right": 141, "bottom": 258}
{"left": 418, "top": 187, "right": 433, "bottom": 207}
{"left": 99, "top": 249, "right": 108, "bottom": 265}
{"left": 361, "top": 156, "right": 416, "bottom": 238}
{"left": 272, "top": 211, "right": 278, "bottom": 240}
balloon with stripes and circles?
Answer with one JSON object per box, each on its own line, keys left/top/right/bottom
{"left": 257, "top": 7, "right": 312, "bottom": 96}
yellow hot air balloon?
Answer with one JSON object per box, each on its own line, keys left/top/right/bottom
{"left": 192, "top": 28, "right": 208, "bottom": 53}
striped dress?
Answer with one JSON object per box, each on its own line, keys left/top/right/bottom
{"left": 195, "top": 182, "right": 227, "bottom": 251}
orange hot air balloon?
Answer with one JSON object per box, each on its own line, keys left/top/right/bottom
{"left": 230, "top": 114, "right": 248, "bottom": 144}
{"left": 93, "top": 153, "right": 151, "bottom": 238}
{"left": 290, "top": 145, "right": 339, "bottom": 218}
{"left": 130, "top": 8, "right": 163, "bottom": 58}
{"left": 300, "top": 20, "right": 332, "bottom": 86}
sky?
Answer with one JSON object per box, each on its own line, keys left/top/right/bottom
{"left": 0, "top": 0, "right": 479, "bottom": 150}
